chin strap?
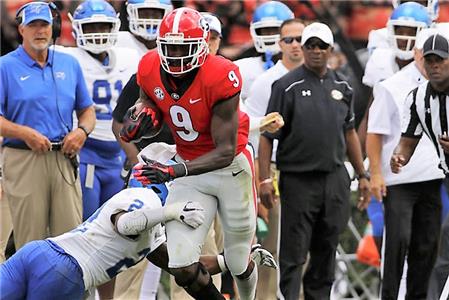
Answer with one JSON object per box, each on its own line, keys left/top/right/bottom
{"left": 263, "top": 51, "right": 275, "bottom": 70}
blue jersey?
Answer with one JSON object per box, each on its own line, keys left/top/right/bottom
{"left": 0, "top": 46, "right": 92, "bottom": 146}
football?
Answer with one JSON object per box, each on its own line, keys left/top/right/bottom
{"left": 121, "top": 103, "right": 164, "bottom": 143}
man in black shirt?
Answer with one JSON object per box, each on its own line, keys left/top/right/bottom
{"left": 258, "top": 22, "right": 370, "bottom": 300}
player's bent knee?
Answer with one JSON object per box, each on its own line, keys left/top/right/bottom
{"left": 225, "top": 246, "right": 252, "bottom": 276}
{"left": 171, "top": 262, "right": 207, "bottom": 288}
{"left": 236, "top": 260, "right": 254, "bottom": 280}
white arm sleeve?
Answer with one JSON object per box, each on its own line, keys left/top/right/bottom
{"left": 116, "top": 207, "right": 165, "bottom": 236}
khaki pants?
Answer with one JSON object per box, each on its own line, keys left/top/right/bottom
{"left": 2, "top": 148, "right": 82, "bottom": 249}
{"left": 0, "top": 184, "right": 13, "bottom": 263}
{"left": 170, "top": 218, "right": 223, "bottom": 299}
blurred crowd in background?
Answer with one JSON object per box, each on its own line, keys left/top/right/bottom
{"left": 3, "top": 0, "right": 449, "bottom": 59}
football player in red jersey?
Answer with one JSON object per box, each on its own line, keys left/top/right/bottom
{"left": 120, "top": 7, "right": 257, "bottom": 300}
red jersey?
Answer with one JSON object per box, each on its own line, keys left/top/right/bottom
{"left": 137, "top": 51, "right": 249, "bottom": 161}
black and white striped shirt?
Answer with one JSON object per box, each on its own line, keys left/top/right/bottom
{"left": 402, "top": 81, "right": 449, "bottom": 172}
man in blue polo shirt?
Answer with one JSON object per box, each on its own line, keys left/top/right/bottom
{"left": 0, "top": 1, "right": 95, "bottom": 250}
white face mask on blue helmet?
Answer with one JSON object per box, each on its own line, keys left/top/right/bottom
{"left": 126, "top": 0, "right": 173, "bottom": 41}
{"left": 71, "top": 0, "right": 121, "bottom": 54}
{"left": 387, "top": 2, "right": 431, "bottom": 60}
{"left": 250, "top": 1, "right": 294, "bottom": 54}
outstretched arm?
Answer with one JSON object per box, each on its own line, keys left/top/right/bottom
{"left": 147, "top": 243, "right": 278, "bottom": 276}
{"left": 113, "top": 201, "right": 205, "bottom": 236}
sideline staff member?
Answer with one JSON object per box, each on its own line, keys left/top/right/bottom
{"left": 0, "top": 2, "right": 95, "bottom": 249}
{"left": 391, "top": 33, "right": 449, "bottom": 300}
{"left": 259, "top": 22, "right": 369, "bottom": 300}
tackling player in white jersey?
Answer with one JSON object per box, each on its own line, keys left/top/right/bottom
{"left": 0, "top": 180, "right": 277, "bottom": 300}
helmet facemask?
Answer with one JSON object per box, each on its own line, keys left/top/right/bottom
{"left": 127, "top": 2, "right": 171, "bottom": 40}
{"left": 157, "top": 34, "right": 209, "bottom": 75}
{"left": 250, "top": 20, "right": 282, "bottom": 54}
{"left": 387, "top": 21, "right": 426, "bottom": 60}
{"left": 72, "top": 16, "right": 120, "bottom": 54}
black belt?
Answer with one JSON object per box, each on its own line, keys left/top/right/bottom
{"left": 5, "top": 142, "right": 63, "bottom": 151}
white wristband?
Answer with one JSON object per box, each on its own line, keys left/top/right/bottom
{"left": 217, "top": 255, "right": 228, "bottom": 272}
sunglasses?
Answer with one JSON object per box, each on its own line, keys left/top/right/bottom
{"left": 304, "top": 41, "right": 330, "bottom": 50}
{"left": 281, "top": 36, "right": 302, "bottom": 44}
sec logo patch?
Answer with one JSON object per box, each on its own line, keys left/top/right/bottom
{"left": 154, "top": 87, "right": 165, "bottom": 100}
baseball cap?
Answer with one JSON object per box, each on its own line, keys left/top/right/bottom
{"left": 423, "top": 34, "right": 449, "bottom": 59}
{"left": 18, "top": 2, "right": 53, "bottom": 26}
{"left": 201, "top": 13, "right": 222, "bottom": 37}
{"left": 301, "top": 22, "right": 334, "bottom": 46}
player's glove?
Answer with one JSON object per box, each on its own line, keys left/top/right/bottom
{"left": 120, "top": 104, "right": 160, "bottom": 143}
{"left": 132, "top": 155, "right": 188, "bottom": 185}
{"left": 250, "top": 243, "right": 278, "bottom": 269}
{"left": 163, "top": 201, "right": 205, "bottom": 229}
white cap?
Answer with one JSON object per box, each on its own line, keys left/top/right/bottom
{"left": 201, "top": 12, "right": 222, "bottom": 37}
{"left": 301, "top": 22, "right": 334, "bottom": 46}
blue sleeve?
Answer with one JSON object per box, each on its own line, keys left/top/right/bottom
{"left": 74, "top": 59, "right": 93, "bottom": 111}
{"left": 0, "top": 59, "right": 7, "bottom": 117}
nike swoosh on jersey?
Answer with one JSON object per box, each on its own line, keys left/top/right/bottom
{"left": 232, "top": 169, "right": 244, "bottom": 177}
{"left": 20, "top": 75, "right": 30, "bottom": 81}
{"left": 189, "top": 98, "right": 202, "bottom": 104}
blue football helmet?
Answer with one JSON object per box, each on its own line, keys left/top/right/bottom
{"left": 71, "top": 0, "right": 121, "bottom": 54}
{"left": 127, "top": 0, "right": 173, "bottom": 41}
{"left": 250, "top": 1, "right": 294, "bottom": 54}
{"left": 387, "top": 2, "right": 431, "bottom": 60}
{"left": 392, "top": 0, "right": 439, "bottom": 21}
{"left": 128, "top": 179, "right": 169, "bottom": 205}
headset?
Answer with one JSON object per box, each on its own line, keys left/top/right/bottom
{"left": 15, "top": 1, "right": 62, "bottom": 41}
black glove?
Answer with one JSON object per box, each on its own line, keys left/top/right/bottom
{"left": 132, "top": 156, "right": 188, "bottom": 184}
{"left": 120, "top": 105, "right": 159, "bottom": 143}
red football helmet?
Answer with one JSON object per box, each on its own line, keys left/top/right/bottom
{"left": 157, "top": 7, "right": 210, "bottom": 75}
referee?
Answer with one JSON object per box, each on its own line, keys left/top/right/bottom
{"left": 391, "top": 33, "right": 449, "bottom": 300}
{"left": 258, "top": 22, "right": 370, "bottom": 300}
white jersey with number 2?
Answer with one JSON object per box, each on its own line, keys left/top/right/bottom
{"left": 49, "top": 188, "right": 166, "bottom": 290}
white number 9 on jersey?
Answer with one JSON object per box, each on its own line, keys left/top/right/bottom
{"left": 228, "top": 70, "right": 240, "bottom": 88}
